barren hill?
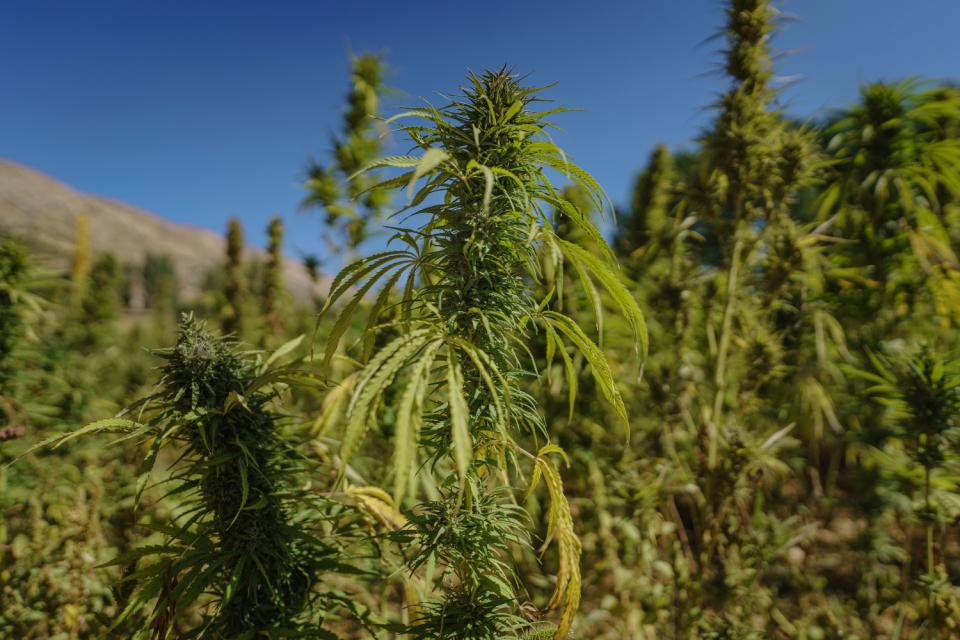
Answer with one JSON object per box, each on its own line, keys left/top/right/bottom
{"left": 0, "top": 159, "right": 324, "bottom": 300}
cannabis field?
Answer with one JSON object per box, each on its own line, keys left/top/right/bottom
{"left": 4, "top": 1, "right": 960, "bottom": 638}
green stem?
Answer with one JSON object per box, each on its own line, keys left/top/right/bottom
{"left": 709, "top": 234, "right": 744, "bottom": 469}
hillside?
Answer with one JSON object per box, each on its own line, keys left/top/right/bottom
{"left": 0, "top": 159, "right": 324, "bottom": 300}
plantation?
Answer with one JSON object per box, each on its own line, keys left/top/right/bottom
{"left": 4, "top": 1, "right": 960, "bottom": 638}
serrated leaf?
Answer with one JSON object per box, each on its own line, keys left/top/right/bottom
{"left": 407, "top": 148, "right": 449, "bottom": 198}
{"left": 447, "top": 349, "right": 473, "bottom": 496}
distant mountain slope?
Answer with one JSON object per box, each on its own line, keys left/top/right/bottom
{"left": 0, "top": 159, "right": 324, "bottom": 300}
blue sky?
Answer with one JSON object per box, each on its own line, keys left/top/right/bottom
{"left": 3, "top": 0, "right": 958, "bottom": 267}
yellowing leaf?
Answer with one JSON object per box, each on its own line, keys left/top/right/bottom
{"left": 528, "top": 445, "right": 581, "bottom": 640}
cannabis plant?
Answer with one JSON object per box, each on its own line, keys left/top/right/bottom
{"left": 302, "top": 53, "right": 391, "bottom": 253}
{"left": 620, "top": 145, "right": 674, "bottom": 255}
{"left": 819, "top": 81, "right": 960, "bottom": 329}
{"left": 81, "top": 252, "right": 123, "bottom": 337}
{"left": 142, "top": 252, "right": 179, "bottom": 339}
{"left": 221, "top": 217, "right": 246, "bottom": 336}
{"left": 262, "top": 215, "right": 286, "bottom": 341}
{"left": 70, "top": 214, "right": 91, "bottom": 308}
{"left": 857, "top": 349, "right": 960, "bottom": 635}
{"left": 319, "top": 67, "right": 646, "bottom": 639}
{"left": 1, "top": 238, "right": 146, "bottom": 638}
{"left": 0, "top": 237, "right": 29, "bottom": 397}
{"left": 44, "top": 316, "right": 358, "bottom": 638}
{"left": 600, "top": 2, "right": 826, "bottom": 634}
{"left": 698, "top": 0, "right": 819, "bottom": 458}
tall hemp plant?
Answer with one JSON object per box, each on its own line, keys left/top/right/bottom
{"left": 39, "top": 316, "right": 358, "bottom": 639}
{"left": 664, "top": 0, "right": 822, "bottom": 632}
{"left": 320, "top": 68, "right": 646, "bottom": 639}
{"left": 221, "top": 217, "right": 246, "bottom": 337}
{"left": 70, "top": 214, "right": 91, "bottom": 308}
{"left": 697, "top": 0, "right": 815, "bottom": 461}
{"left": 302, "top": 53, "right": 391, "bottom": 255}
{"left": 617, "top": 144, "right": 700, "bottom": 435}
{"left": 262, "top": 215, "right": 286, "bottom": 342}
{"left": 813, "top": 85, "right": 960, "bottom": 626}
{"left": 857, "top": 349, "right": 960, "bottom": 636}
{"left": 819, "top": 81, "right": 960, "bottom": 334}
{"left": 575, "top": 144, "right": 703, "bottom": 637}
{"left": 0, "top": 238, "right": 29, "bottom": 410}
{"left": 0, "top": 236, "right": 42, "bottom": 458}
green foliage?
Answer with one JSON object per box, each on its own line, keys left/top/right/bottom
{"left": 222, "top": 217, "right": 246, "bottom": 337}
{"left": 143, "top": 252, "right": 178, "bottom": 311}
{"left": 853, "top": 349, "right": 960, "bottom": 635}
{"left": 572, "top": 2, "right": 960, "bottom": 637}
{"left": 302, "top": 53, "right": 391, "bottom": 251}
{"left": 320, "top": 68, "right": 645, "bottom": 638}
{"left": 0, "top": 451, "right": 139, "bottom": 639}
{"left": 262, "top": 216, "right": 286, "bottom": 341}
{"left": 820, "top": 80, "right": 960, "bottom": 326}
{"left": 70, "top": 214, "right": 90, "bottom": 307}
{"left": 402, "top": 487, "right": 531, "bottom": 638}
{"left": 49, "top": 316, "right": 361, "bottom": 638}
{"left": 83, "top": 252, "right": 123, "bottom": 325}
{"left": 0, "top": 237, "right": 29, "bottom": 391}
{"left": 10, "top": 5, "right": 960, "bottom": 639}
{"left": 619, "top": 144, "right": 674, "bottom": 254}
{"left": 0, "top": 237, "right": 158, "bottom": 639}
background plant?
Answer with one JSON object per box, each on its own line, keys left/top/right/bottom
{"left": 301, "top": 52, "right": 391, "bottom": 258}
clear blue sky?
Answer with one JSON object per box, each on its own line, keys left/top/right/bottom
{"left": 3, "top": 0, "right": 958, "bottom": 266}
